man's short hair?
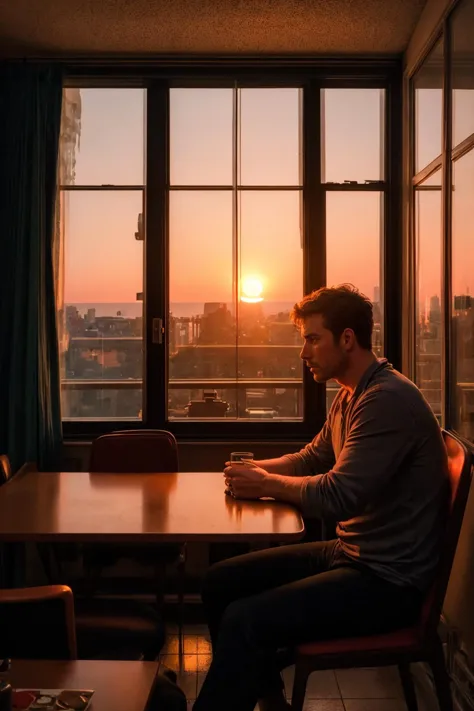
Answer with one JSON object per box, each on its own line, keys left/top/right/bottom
{"left": 291, "top": 284, "right": 374, "bottom": 350}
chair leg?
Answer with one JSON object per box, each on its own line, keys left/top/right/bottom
{"left": 428, "top": 638, "right": 453, "bottom": 711}
{"left": 398, "top": 663, "right": 419, "bottom": 711}
{"left": 177, "top": 554, "right": 186, "bottom": 663}
{"left": 290, "top": 664, "right": 309, "bottom": 711}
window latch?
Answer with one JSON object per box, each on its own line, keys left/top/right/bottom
{"left": 152, "top": 317, "right": 164, "bottom": 344}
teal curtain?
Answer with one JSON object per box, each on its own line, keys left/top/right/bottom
{"left": 0, "top": 64, "right": 63, "bottom": 472}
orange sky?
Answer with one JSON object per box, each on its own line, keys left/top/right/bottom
{"left": 63, "top": 86, "right": 474, "bottom": 307}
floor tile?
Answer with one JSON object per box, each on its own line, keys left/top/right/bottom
{"left": 336, "top": 667, "right": 402, "bottom": 699}
{"left": 301, "top": 701, "right": 345, "bottom": 710}
{"left": 343, "top": 700, "right": 405, "bottom": 711}
{"left": 162, "top": 634, "right": 199, "bottom": 654}
{"left": 197, "top": 635, "right": 212, "bottom": 654}
{"left": 283, "top": 666, "right": 341, "bottom": 699}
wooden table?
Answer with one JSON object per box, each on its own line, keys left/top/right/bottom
{"left": 0, "top": 659, "right": 159, "bottom": 711}
{"left": 0, "top": 470, "right": 304, "bottom": 543}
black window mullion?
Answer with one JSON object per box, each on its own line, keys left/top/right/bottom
{"left": 302, "top": 79, "right": 326, "bottom": 431}
{"left": 384, "top": 69, "right": 403, "bottom": 370}
{"left": 144, "top": 80, "right": 168, "bottom": 427}
{"left": 442, "top": 20, "right": 453, "bottom": 429}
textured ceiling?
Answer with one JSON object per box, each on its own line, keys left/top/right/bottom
{"left": 0, "top": 0, "right": 428, "bottom": 57}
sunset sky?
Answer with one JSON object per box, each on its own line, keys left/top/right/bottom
{"left": 62, "top": 85, "right": 474, "bottom": 307}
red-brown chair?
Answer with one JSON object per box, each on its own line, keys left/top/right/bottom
{"left": 85, "top": 430, "right": 185, "bottom": 646}
{"left": 89, "top": 429, "right": 179, "bottom": 473}
{"left": 0, "top": 585, "right": 77, "bottom": 660}
{"left": 0, "top": 584, "right": 164, "bottom": 662}
{"left": 290, "top": 429, "right": 472, "bottom": 711}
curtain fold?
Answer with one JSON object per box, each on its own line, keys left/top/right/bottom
{"left": 0, "top": 64, "right": 63, "bottom": 472}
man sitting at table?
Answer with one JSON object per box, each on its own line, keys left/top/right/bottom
{"left": 193, "top": 284, "right": 449, "bottom": 711}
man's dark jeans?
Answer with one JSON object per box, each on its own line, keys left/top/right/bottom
{"left": 193, "top": 540, "right": 422, "bottom": 711}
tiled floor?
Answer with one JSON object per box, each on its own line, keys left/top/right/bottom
{"left": 160, "top": 626, "right": 437, "bottom": 710}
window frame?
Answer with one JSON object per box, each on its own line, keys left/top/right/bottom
{"left": 61, "top": 59, "right": 402, "bottom": 441}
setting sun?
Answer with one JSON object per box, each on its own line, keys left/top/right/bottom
{"left": 241, "top": 276, "right": 264, "bottom": 303}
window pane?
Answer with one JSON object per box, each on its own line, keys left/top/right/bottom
{"left": 414, "top": 39, "right": 444, "bottom": 173}
{"left": 168, "top": 386, "right": 302, "bottom": 419}
{"left": 322, "top": 89, "right": 385, "bottom": 183}
{"left": 237, "top": 191, "right": 303, "bottom": 419}
{"left": 168, "top": 190, "right": 303, "bottom": 420}
{"left": 168, "top": 191, "right": 234, "bottom": 419}
{"left": 414, "top": 173, "right": 443, "bottom": 420}
{"left": 170, "top": 89, "right": 233, "bottom": 185}
{"left": 59, "top": 191, "right": 144, "bottom": 421}
{"left": 60, "top": 89, "right": 145, "bottom": 186}
{"left": 326, "top": 192, "right": 384, "bottom": 352}
{"left": 452, "top": 150, "right": 474, "bottom": 440}
{"left": 326, "top": 192, "right": 384, "bottom": 411}
{"left": 239, "top": 89, "right": 302, "bottom": 185}
{"left": 452, "top": 0, "right": 474, "bottom": 148}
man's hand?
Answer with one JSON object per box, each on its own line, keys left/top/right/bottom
{"left": 223, "top": 460, "right": 270, "bottom": 500}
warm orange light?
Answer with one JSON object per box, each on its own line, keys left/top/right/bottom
{"left": 241, "top": 277, "right": 264, "bottom": 303}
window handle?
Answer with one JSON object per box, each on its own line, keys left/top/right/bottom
{"left": 152, "top": 317, "right": 164, "bottom": 344}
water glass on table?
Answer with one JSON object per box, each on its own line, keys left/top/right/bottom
{"left": 225, "top": 452, "right": 254, "bottom": 496}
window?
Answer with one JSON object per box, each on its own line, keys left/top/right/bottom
{"left": 322, "top": 89, "right": 385, "bottom": 183}
{"left": 58, "top": 89, "right": 146, "bottom": 420}
{"left": 452, "top": 150, "right": 474, "bottom": 439}
{"left": 322, "top": 89, "right": 386, "bottom": 411}
{"left": 409, "top": 0, "right": 474, "bottom": 438}
{"left": 414, "top": 171, "right": 443, "bottom": 420}
{"left": 58, "top": 74, "right": 395, "bottom": 436}
{"left": 168, "top": 88, "right": 303, "bottom": 421}
{"left": 411, "top": 37, "right": 445, "bottom": 423}
{"left": 449, "top": 0, "right": 474, "bottom": 440}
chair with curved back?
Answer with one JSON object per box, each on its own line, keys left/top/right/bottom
{"left": 85, "top": 430, "right": 185, "bottom": 645}
{"left": 290, "top": 429, "right": 473, "bottom": 711}
{"left": 0, "top": 585, "right": 77, "bottom": 660}
{"left": 0, "top": 583, "right": 164, "bottom": 662}
{"left": 89, "top": 429, "right": 179, "bottom": 474}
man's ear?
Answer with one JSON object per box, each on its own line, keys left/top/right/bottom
{"left": 342, "top": 328, "right": 356, "bottom": 350}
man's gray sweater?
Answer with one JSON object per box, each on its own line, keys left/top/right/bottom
{"left": 283, "top": 359, "right": 449, "bottom": 592}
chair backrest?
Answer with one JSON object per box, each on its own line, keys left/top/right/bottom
{"left": 0, "top": 585, "right": 77, "bottom": 660}
{"left": 89, "top": 429, "right": 179, "bottom": 473}
{"left": 0, "top": 455, "right": 12, "bottom": 485}
{"left": 424, "top": 429, "right": 473, "bottom": 637}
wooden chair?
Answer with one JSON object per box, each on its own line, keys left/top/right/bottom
{"left": 290, "top": 429, "right": 473, "bottom": 711}
{"left": 0, "top": 585, "right": 77, "bottom": 660}
{"left": 0, "top": 584, "right": 164, "bottom": 662}
{"left": 85, "top": 430, "right": 185, "bottom": 648}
